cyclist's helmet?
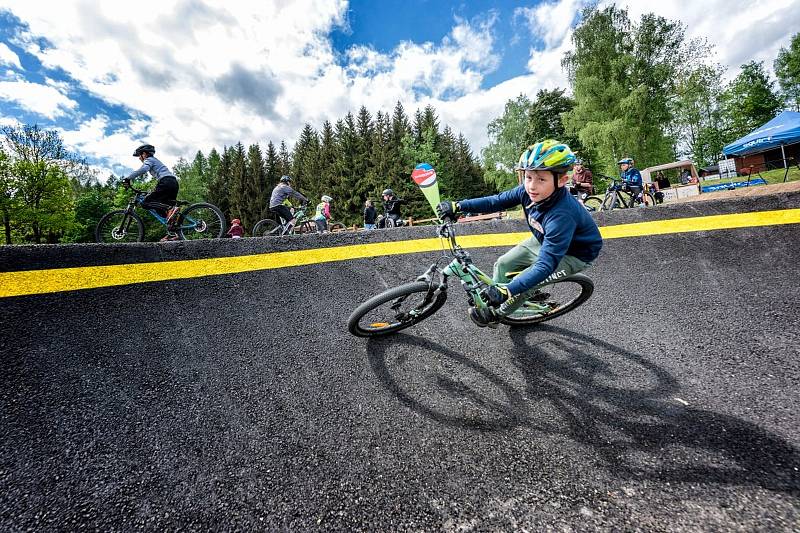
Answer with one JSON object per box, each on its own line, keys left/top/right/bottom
{"left": 279, "top": 175, "right": 292, "bottom": 183}
{"left": 515, "top": 139, "right": 576, "bottom": 184}
{"left": 231, "top": 218, "right": 241, "bottom": 225}
{"left": 382, "top": 188, "right": 394, "bottom": 196}
{"left": 321, "top": 195, "right": 333, "bottom": 202}
{"left": 133, "top": 144, "right": 155, "bottom": 157}
{"left": 617, "top": 157, "right": 634, "bottom": 165}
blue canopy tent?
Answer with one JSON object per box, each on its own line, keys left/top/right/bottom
{"left": 723, "top": 110, "right": 800, "bottom": 163}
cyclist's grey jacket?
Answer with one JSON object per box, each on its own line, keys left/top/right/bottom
{"left": 126, "top": 156, "right": 175, "bottom": 181}
{"left": 458, "top": 186, "right": 602, "bottom": 295}
{"left": 269, "top": 184, "right": 308, "bottom": 208}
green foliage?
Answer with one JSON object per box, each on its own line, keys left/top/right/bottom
{"left": 774, "top": 32, "right": 800, "bottom": 111}
{"left": 483, "top": 89, "right": 592, "bottom": 190}
{"left": 562, "top": 6, "right": 703, "bottom": 174}
{"left": 671, "top": 65, "right": 727, "bottom": 166}
{"left": 720, "top": 61, "right": 784, "bottom": 140}
{"left": 62, "top": 188, "right": 112, "bottom": 243}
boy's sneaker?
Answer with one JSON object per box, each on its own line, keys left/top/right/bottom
{"left": 160, "top": 232, "right": 179, "bottom": 242}
{"left": 468, "top": 306, "right": 499, "bottom": 329}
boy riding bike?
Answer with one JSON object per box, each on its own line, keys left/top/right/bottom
{"left": 122, "top": 143, "right": 180, "bottom": 241}
{"left": 269, "top": 175, "right": 308, "bottom": 235}
{"left": 437, "top": 140, "right": 603, "bottom": 328}
{"left": 618, "top": 157, "right": 644, "bottom": 202}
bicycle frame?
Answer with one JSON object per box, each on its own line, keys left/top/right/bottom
{"left": 414, "top": 222, "right": 496, "bottom": 313}
{"left": 127, "top": 186, "right": 198, "bottom": 231}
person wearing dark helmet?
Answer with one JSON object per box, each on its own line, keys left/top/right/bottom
{"left": 122, "top": 144, "right": 180, "bottom": 241}
{"left": 269, "top": 175, "right": 308, "bottom": 235}
{"left": 437, "top": 139, "right": 603, "bottom": 328}
{"left": 378, "top": 188, "right": 404, "bottom": 228}
{"left": 617, "top": 157, "right": 643, "bottom": 201}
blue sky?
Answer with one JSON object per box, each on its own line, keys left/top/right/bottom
{"left": 0, "top": 0, "right": 797, "bottom": 180}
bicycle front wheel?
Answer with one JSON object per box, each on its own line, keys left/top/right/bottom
{"left": 178, "top": 203, "right": 226, "bottom": 240}
{"left": 348, "top": 281, "right": 448, "bottom": 337}
{"left": 253, "top": 218, "right": 281, "bottom": 237}
{"left": 500, "top": 274, "right": 594, "bottom": 327}
{"left": 96, "top": 210, "right": 144, "bottom": 243}
{"left": 583, "top": 196, "right": 603, "bottom": 212}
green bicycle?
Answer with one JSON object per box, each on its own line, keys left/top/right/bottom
{"left": 347, "top": 220, "right": 594, "bottom": 337}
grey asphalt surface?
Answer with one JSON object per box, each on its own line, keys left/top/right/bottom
{"left": 1, "top": 194, "right": 799, "bottom": 531}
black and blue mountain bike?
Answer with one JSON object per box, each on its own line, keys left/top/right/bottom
{"left": 95, "top": 185, "right": 226, "bottom": 243}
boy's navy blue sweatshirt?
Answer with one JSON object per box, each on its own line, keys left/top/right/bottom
{"left": 458, "top": 186, "right": 603, "bottom": 295}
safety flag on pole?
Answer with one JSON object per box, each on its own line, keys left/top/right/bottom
{"left": 411, "top": 163, "right": 440, "bottom": 215}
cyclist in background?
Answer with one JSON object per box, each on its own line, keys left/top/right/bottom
{"left": 437, "top": 140, "right": 603, "bottom": 328}
{"left": 269, "top": 175, "right": 308, "bottom": 235}
{"left": 122, "top": 143, "right": 180, "bottom": 241}
{"left": 569, "top": 158, "right": 593, "bottom": 203}
{"left": 378, "top": 188, "right": 404, "bottom": 228}
{"left": 618, "top": 157, "right": 643, "bottom": 202}
{"left": 313, "top": 195, "right": 333, "bottom": 233}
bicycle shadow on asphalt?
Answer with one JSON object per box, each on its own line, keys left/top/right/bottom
{"left": 365, "top": 326, "right": 800, "bottom": 495}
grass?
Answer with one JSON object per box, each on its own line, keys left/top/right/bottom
{"left": 742, "top": 165, "right": 800, "bottom": 185}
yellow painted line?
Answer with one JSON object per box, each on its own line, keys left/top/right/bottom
{"left": 600, "top": 208, "right": 800, "bottom": 238}
{"left": 1, "top": 208, "right": 799, "bottom": 299}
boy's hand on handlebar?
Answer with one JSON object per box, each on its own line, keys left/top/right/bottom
{"left": 436, "top": 200, "right": 459, "bottom": 221}
{"left": 481, "top": 285, "right": 510, "bottom": 307}
{"left": 121, "top": 178, "right": 131, "bottom": 188}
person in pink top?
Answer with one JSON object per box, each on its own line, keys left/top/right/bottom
{"left": 227, "top": 218, "right": 244, "bottom": 238}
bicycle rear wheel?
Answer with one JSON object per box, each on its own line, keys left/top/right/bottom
{"left": 500, "top": 274, "right": 594, "bottom": 326}
{"left": 178, "top": 203, "right": 226, "bottom": 240}
{"left": 252, "top": 218, "right": 281, "bottom": 237}
{"left": 641, "top": 192, "right": 656, "bottom": 207}
{"left": 96, "top": 210, "right": 144, "bottom": 243}
{"left": 329, "top": 221, "right": 346, "bottom": 232}
{"left": 348, "top": 281, "right": 448, "bottom": 337}
{"left": 583, "top": 196, "right": 603, "bottom": 212}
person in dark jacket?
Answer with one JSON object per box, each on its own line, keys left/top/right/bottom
{"left": 378, "top": 188, "right": 404, "bottom": 228}
{"left": 363, "top": 200, "right": 377, "bottom": 229}
{"left": 437, "top": 140, "right": 603, "bottom": 327}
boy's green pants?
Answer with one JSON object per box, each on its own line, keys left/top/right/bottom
{"left": 492, "top": 235, "right": 590, "bottom": 316}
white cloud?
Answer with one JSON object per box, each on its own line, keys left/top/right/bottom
{"left": 1, "top": 0, "right": 796, "bottom": 170}
{"left": 0, "top": 79, "right": 76, "bottom": 118}
{"left": 598, "top": 0, "right": 800, "bottom": 80}
{"left": 515, "top": 0, "right": 581, "bottom": 49}
{"left": 0, "top": 42, "right": 22, "bottom": 69}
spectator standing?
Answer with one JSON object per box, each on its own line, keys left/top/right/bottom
{"left": 364, "top": 200, "right": 377, "bottom": 230}
{"left": 227, "top": 218, "right": 244, "bottom": 238}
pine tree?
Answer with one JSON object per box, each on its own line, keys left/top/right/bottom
{"left": 244, "top": 143, "right": 267, "bottom": 227}
{"left": 208, "top": 146, "right": 232, "bottom": 218}
{"left": 228, "top": 142, "right": 248, "bottom": 223}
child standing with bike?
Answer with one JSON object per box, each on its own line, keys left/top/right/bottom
{"left": 437, "top": 140, "right": 603, "bottom": 328}
{"left": 122, "top": 143, "right": 180, "bottom": 241}
{"left": 313, "top": 195, "right": 333, "bottom": 233}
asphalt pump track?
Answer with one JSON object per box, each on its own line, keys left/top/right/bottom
{"left": 1, "top": 192, "right": 799, "bottom": 530}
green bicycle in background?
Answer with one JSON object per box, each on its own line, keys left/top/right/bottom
{"left": 347, "top": 219, "right": 594, "bottom": 337}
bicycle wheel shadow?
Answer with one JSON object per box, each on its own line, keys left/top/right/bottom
{"left": 365, "top": 326, "right": 800, "bottom": 494}
{"left": 508, "top": 325, "right": 800, "bottom": 494}
{"left": 366, "top": 333, "right": 527, "bottom": 430}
